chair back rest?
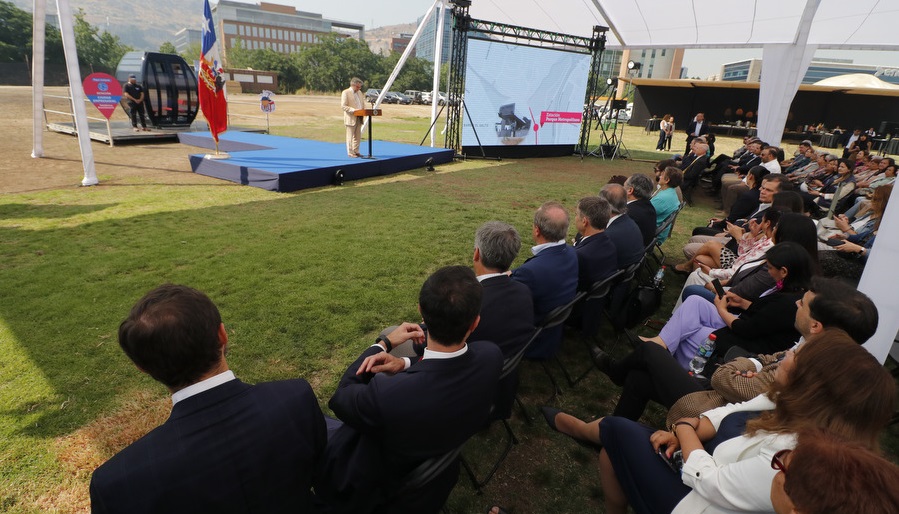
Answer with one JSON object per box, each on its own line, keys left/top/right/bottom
{"left": 654, "top": 201, "right": 686, "bottom": 241}
{"left": 501, "top": 326, "right": 542, "bottom": 379}
{"left": 396, "top": 447, "right": 463, "bottom": 495}
{"left": 586, "top": 269, "right": 625, "bottom": 301}
{"left": 539, "top": 291, "right": 586, "bottom": 331}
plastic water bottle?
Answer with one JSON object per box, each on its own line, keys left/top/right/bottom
{"left": 652, "top": 266, "right": 666, "bottom": 288}
{"left": 689, "top": 333, "right": 717, "bottom": 377}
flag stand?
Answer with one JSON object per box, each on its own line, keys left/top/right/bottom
{"left": 204, "top": 140, "right": 230, "bottom": 160}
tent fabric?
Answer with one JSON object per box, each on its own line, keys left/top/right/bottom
{"left": 813, "top": 73, "right": 899, "bottom": 89}
{"left": 468, "top": 0, "right": 899, "bottom": 50}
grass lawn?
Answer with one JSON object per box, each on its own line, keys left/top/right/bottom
{"left": 0, "top": 105, "right": 895, "bottom": 513}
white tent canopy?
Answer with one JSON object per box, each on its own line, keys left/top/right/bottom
{"left": 466, "top": 0, "right": 899, "bottom": 363}
{"left": 468, "top": 0, "right": 899, "bottom": 50}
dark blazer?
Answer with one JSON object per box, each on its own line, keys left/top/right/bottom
{"left": 511, "top": 243, "right": 578, "bottom": 359}
{"left": 711, "top": 290, "right": 803, "bottom": 361}
{"left": 681, "top": 153, "right": 711, "bottom": 188}
{"left": 685, "top": 120, "right": 710, "bottom": 140}
{"left": 626, "top": 198, "right": 657, "bottom": 246}
{"left": 319, "top": 344, "right": 502, "bottom": 513}
{"left": 574, "top": 231, "right": 619, "bottom": 291}
{"left": 90, "top": 379, "right": 327, "bottom": 514}
{"left": 728, "top": 187, "right": 761, "bottom": 222}
{"left": 604, "top": 214, "right": 645, "bottom": 269}
{"left": 470, "top": 275, "right": 534, "bottom": 419}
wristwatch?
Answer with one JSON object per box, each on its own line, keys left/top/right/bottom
{"left": 375, "top": 335, "right": 393, "bottom": 352}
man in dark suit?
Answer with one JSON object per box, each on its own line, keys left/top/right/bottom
{"left": 680, "top": 139, "right": 711, "bottom": 204}
{"left": 511, "top": 201, "right": 578, "bottom": 359}
{"left": 573, "top": 196, "right": 619, "bottom": 291}
{"left": 600, "top": 183, "right": 644, "bottom": 269}
{"left": 623, "top": 173, "right": 657, "bottom": 246}
{"left": 470, "top": 221, "right": 534, "bottom": 419}
{"left": 90, "top": 285, "right": 327, "bottom": 514}
{"left": 684, "top": 112, "right": 709, "bottom": 155}
{"left": 317, "top": 266, "right": 503, "bottom": 513}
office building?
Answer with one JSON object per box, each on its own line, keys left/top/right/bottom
{"left": 417, "top": 7, "right": 452, "bottom": 64}
{"left": 720, "top": 58, "right": 899, "bottom": 85}
{"left": 618, "top": 48, "right": 685, "bottom": 79}
{"left": 210, "top": 1, "right": 364, "bottom": 59}
{"left": 173, "top": 28, "right": 202, "bottom": 55}
{"left": 391, "top": 33, "right": 415, "bottom": 56}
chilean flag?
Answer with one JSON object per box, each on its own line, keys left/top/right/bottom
{"left": 199, "top": 0, "right": 228, "bottom": 142}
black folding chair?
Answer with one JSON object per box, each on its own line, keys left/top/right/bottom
{"left": 460, "top": 327, "right": 541, "bottom": 493}
{"left": 390, "top": 446, "right": 463, "bottom": 512}
{"left": 650, "top": 201, "right": 687, "bottom": 266}
{"left": 532, "top": 291, "right": 587, "bottom": 399}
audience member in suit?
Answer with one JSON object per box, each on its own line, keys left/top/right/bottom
{"left": 722, "top": 146, "right": 781, "bottom": 212}
{"left": 90, "top": 285, "right": 327, "bottom": 514}
{"left": 317, "top": 266, "right": 503, "bottom": 514}
{"left": 684, "top": 112, "right": 709, "bottom": 155}
{"left": 511, "top": 202, "right": 578, "bottom": 359}
{"left": 573, "top": 196, "right": 619, "bottom": 291}
{"left": 600, "top": 183, "right": 644, "bottom": 269}
{"left": 711, "top": 139, "right": 763, "bottom": 193}
{"left": 680, "top": 139, "right": 710, "bottom": 204}
{"left": 470, "top": 221, "right": 535, "bottom": 419}
{"left": 623, "top": 173, "right": 657, "bottom": 246}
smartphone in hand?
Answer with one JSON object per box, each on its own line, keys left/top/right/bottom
{"left": 711, "top": 279, "right": 726, "bottom": 298}
{"left": 825, "top": 238, "right": 845, "bottom": 247}
{"left": 658, "top": 448, "right": 684, "bottom": 473}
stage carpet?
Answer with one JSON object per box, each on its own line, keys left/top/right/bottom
{"left": 179, "top": 131, "right": 454, "bottom": 192}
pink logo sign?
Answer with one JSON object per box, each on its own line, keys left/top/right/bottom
{"left": 540, "top": 111, "right": 583, "bottom": 124}
{"left": 82, "top": 73, "right": 123, "bottom": 120}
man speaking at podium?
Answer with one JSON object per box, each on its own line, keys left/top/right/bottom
{"left": 341, "top": 77, "right": 365, "bottom": 157}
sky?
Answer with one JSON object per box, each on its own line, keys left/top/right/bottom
{"left": 224, "top": 0, "right": 899, "bottom": 78}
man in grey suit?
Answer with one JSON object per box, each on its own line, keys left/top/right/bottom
{"left": 90, "top": 284, "right": 327, "bottom": 514}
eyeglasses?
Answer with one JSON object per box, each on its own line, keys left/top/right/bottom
{"left": 771, "top": 448, "right": 792, "bottom": 473}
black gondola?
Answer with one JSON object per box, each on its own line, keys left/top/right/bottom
{"left": 115, "top": 51, "right": 200, "bottom": 127}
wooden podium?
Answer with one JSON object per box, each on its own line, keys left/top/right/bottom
{"left": 354, "top": 108, "right": 382, "bottom": 158}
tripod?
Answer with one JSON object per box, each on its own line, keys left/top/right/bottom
{"left": 587, "top": 82, "right": 630, "bottom": 159}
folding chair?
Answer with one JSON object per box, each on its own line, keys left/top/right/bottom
{"left": 460, "top": 327, "right": 541, "bottom": 493}
{"left": 392, "top": 446, "right": 463, "bottom": 512}
{"left": 650, "top": 201, "right": 687, "bottom": 265}
{"left": 532, "top": 291, "right": 587, "bottom": 399}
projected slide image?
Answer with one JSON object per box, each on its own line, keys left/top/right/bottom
{"left": 463, "top": 39, "right": 590, "bottom": 147}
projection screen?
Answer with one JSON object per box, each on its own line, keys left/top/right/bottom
{"left": 462, "top": 38, "right": 591, "bottom": 157}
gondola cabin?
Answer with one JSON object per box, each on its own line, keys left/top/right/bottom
{"left": 115, "top": 51, "right": 200, "bottom": 127}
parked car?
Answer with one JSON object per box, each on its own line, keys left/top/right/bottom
{"left": 364, "top": 88, "right": 381, "bottom": 103}
{"left": 388, "top": 92, "right": 412, "bottom": 105}
{"left": 404, "top": 90, "right": 423, "bottom": 104}
{"left": 421, "top": 91, "right": 432, "bottom": 103}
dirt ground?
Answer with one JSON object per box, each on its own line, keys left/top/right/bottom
{"left": 0, "top": 86, "right": 437, "bottom": 194}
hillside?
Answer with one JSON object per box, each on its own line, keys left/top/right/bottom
{"left": 11, "top": 0, "right": 417, "bottom": 55}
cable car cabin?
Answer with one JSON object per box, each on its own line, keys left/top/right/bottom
{"left": 115, "top": 51, "right": 199, "bottom": 127}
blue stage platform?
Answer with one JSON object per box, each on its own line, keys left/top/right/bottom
{"left": 179, "top": 131, "right": 455, "bottom": 192}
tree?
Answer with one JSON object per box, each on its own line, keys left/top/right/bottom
{"left": 296, "top": 33, "right": 381, "bottom": 92}
{"left": 73, "top": 10, "right": 132, "bottom": 71}
{"left": 0, "top": 0, "right": 64, "bottom": 64}
{"left": 159, "top": 41, "right": 177, "bottom": 54}
{"left": 371, "top": 53, "right": 433, "bottom": 92}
